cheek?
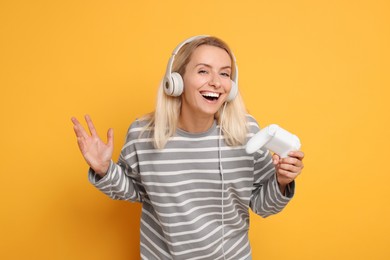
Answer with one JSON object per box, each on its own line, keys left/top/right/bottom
{"left": 225, "top": 79, "right": 233, "bottom": 91}
{"left": 183, "top": 74, "right": 206, "bottom": 90}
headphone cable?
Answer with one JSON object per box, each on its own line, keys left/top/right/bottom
{"left": 219, "top": 102, "right": 227, "bottom": 259}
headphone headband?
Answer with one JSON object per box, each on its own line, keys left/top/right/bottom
{"left": 164, "top": 35, "right": 209, "bottom": 88}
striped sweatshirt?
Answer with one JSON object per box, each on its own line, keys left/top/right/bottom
{"left": 88, "top": 115, "right": 294, "bottom": 260}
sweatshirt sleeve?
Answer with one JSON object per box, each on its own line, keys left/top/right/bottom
{"left": 249, "top": 148, "right": 295, "bottom": 218}
{"left": 88, "top": 121, "right": 145, "bottom": 202}
{"left": 246, "top": 115, "right": 295, "bottom": 217}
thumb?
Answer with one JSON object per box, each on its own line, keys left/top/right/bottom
{"left": 272, "top": 154, "right": 280, "bottom": 165}
{"left": 107, "top": 128, "right": 114, "bottom": 147}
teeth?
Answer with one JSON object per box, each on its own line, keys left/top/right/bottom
{"left": 201, "top": 92, "right": 220, "bottom": 98}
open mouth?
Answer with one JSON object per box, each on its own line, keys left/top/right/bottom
{"left": 200, "top": 91, "right": 220, "bottom": 101}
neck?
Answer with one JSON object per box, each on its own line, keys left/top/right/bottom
{"left": 178, "top": 113, "right": 215, "bottom": 133}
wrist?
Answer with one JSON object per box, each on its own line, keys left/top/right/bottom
{"left": 276, "top": 176, "right": 287, "bottom": 195}
{"left": 278, "top": 183, "right": 287, "bottom": 196}
{"left": 94, "top": 161, "right": 110, "bottom": 177}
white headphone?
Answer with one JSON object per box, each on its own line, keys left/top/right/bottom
{"left": 163, "top": 35, "right": 239, "bottom": 102}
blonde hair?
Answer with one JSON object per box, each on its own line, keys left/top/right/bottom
{"left": 142, "top": 36, "right": 248, "bottom": 149}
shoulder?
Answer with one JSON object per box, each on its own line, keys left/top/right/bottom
{"left": 245, "top": 114, "right": 261, "bottom": 134}
{"left": 129, "top": 116, "right": 151, "bottom": 129}
{"left": 126, "top": 116, "right": 153, "bottom": 140}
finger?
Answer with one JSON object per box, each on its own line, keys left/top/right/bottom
{"left": 280, "top": 157, "right": 302, "bottom": 167}
{"left": 277, "top": 168, "right": 299, "bottom": 179}
{"left": 72, "top": 118, "right": 89, "bottom": 139}
{"left": 85, "top": 114, "right": 98, "bottom": 137}
{"left": 73, "top": 125, "right": 83, "bottom": 138}
{"left": 76, "top": 136, "right": 87, "bottom": 154}
{"left": 279, "top": 163, "right": 301, "bottom": 173}
{"left": 288, "top": 150, "right": 305, "bottom": 160}
{"left": 71, "top": 116, "right": 81, "bottom": 126}
{"left": 272, "top": 154, "right": 280, "bottom": 165}
{"left": 107, "top": 128, "right": 114, "bottom": 147}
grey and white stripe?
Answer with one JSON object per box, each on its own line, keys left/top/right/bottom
{"left": 89, "top": 115, "right": 294, "bottom": 259}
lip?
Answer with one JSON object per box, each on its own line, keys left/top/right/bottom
{"left": 199, "top": 91, "right": 222, "bottom": 103}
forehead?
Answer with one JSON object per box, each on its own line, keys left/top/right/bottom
{"left": 189, "top": 45, "right": 232, "bottom": 66}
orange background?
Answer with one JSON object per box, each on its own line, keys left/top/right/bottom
{"left": 1, "top": 0, "right": 389, "bottom": 259}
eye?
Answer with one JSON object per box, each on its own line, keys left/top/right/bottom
{"left": 198, "top": 70, "right": 208, "bottom": 74}
{"left": 220, "top": 72, "right": 230, "bottom": 78}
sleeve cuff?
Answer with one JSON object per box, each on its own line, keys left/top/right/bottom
{"left": 88, "top": 160, "right": 114, "bottom": 185}
{"left": 274, "top": 174, "right": 295, "bottom": 200}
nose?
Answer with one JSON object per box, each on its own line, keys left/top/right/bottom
{"left": 208, "top": 73, "right": 221, "bottom": 88}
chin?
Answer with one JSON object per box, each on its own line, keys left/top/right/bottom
{"left": 200, "top": 107, "right": 222, "bottom": 117}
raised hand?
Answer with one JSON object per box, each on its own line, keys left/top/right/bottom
{"left": 272, "top": 151, "right": 305, "bottom": 195}
{"left": 71, "top": 115, "right": 114, "bottom": 177}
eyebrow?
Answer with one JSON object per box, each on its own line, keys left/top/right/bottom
{"left": 195, "top": 63, "right": 231, "bottom": 70}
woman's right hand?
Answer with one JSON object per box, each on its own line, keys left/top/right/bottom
{"left": 71, "top": 115, "right": 114, "bottom": 177}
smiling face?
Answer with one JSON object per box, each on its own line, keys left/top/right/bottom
{"left": 179, "top": 45, "right": 232, "bottom": 129}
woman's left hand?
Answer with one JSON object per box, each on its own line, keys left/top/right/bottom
{"left": 273, "top": 151, "right": 305, "bottom": 194}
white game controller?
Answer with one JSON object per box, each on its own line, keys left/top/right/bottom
{"left": 245, "top": 124, "right": 301, "bottom": 158}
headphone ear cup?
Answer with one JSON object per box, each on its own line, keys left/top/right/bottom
{"left": 163, "top": 72, "right": 184, "bottom": 97}
{"left": 227, "top": 80, "right": 238, "bottom": 102}
{"left": 170, "top": 72, "right": 184, "bottom": 96}
{"left": 163, "top": 76, "right": 174, "bottom": 96}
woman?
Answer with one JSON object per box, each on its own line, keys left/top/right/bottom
{"left": 71, "top": 35, "right": 305, "bottom": 260}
